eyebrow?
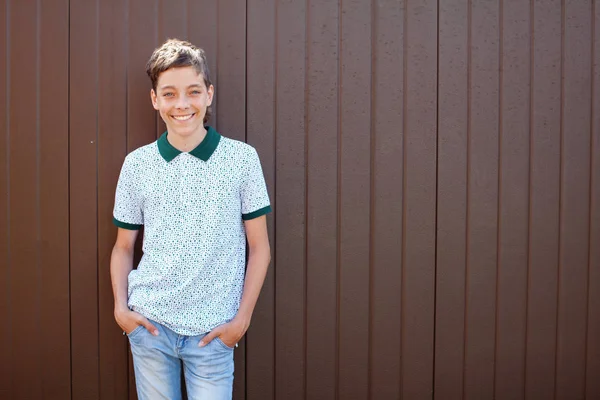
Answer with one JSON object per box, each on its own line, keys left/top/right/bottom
{"left": 159, "top": 84, "right": 204, "bottom": 91}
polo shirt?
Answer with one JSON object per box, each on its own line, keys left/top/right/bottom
{"left": 113, "top": 126, "right": 271, "bottom": 335}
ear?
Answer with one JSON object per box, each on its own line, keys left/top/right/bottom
{"left": 150, "top": 89, "right": 159, "bottom": 110}
{"left": 207, "top": 85, "right": 215, "bottom": 107}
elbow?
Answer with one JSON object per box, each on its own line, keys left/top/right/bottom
{"left": 112, "top": 242, "right": 135, "bottom": 257}
{"left": 265, "top": 242, "right": 272, "bottom": 264}
{"left": 249, "top": 242, "right": 271, "bottom": 265}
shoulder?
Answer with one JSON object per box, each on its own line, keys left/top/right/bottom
{"left": 217, "top": 136, "right": 259, "bottom": 162}
{"left": 117, "top": 142, "right": 160, "bottom": 186}
{"left": 122, "top": 141, "right": 160, "bottom": 169}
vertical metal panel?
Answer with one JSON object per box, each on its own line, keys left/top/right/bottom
{"left": 8, "top": 0, "right": 41, "bottom": 398}
{"left": 39, "top": 0, "right": 71, "bottom": 398}
{"left": 158, "top": 0, "right": 187, "bottom": 42}
{"left": 494, "top": 0, "right": 530, "bottom": 398}
{"left": 464, "top": 1, "right": 500, "bottom": 398}
{"left": 526, "top": 1, "right": 561, "bottom": 398}
{"left": 98, "top": 0, "right": 129, "bottom": 399}
{"left": 70, "top": 0, "right": 100, "bottom": 397}
{"left": 246, "top": 0, "right": 276, "bottom": 398}
{"left": 187, "top": 0, "right": 218, "bottom": 129}
{"left": 555, "top": 1, "right": 592, "bottom": 399}
{"left": 435, "top": 0, "right": 468, "bottom": 398}
{"left": 587, "top": 4, "right": 600, "bottom": 397}
{"left": 435, "top": 0, "right": 469, "bottom": 398}
{"left": 274, "top": 0, "right": 306, "bottom": 399}
{"left": 217, "top": 0, "right": 246, "bottom": 143}
{"left": 338, "top": 0, "right": 371, "bottom": 398}
{"left": 0, "top": 0, "right": 9, "bottom": 394}
{"left": 401, "top": 0, "right": 437, "bottom": 398}
{"left": 370, "top": 0, "right": 404, "bottom": 397}
{"left": 128, "top": 0, "right": 157, "bottom": 151}
{"left": 305, "top": 0, "right": 339, "bottom": 398}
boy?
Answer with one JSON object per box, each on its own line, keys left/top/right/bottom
{"left": 110, "top": 39, "right": 271, "bottom": 400}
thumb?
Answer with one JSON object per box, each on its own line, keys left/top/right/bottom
{"left": 199, "top": 328, "right": 220, "bottom": 347}
{"left": 139, "top": 316, "right": 159, "bottom": 336}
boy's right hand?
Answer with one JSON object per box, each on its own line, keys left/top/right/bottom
{"left": 114, "top": 308, "right": 159, "bottom": 336}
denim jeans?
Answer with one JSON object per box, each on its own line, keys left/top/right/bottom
{"left": 128, "top": 319, "right": 234, "bottom": 400}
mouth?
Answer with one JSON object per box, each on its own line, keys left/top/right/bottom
{"left": 171, "top": 113, "right": 196, "bottom": 121}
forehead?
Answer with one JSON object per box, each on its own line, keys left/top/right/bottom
{"left": 157, "top": 66, "right": 206, "bottom": 89}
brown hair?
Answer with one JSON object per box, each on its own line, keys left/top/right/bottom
{"left": 146, "top": 39, "right": 213, "bottom": 123}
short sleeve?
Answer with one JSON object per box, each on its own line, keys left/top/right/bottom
{"left": 113, "top": 156, "right": 143, "bottom": 230}
{"left": 241, "top": 147, "right": 272, "bottom": 220}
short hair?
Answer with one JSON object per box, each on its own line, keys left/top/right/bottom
{"left": 146, "top": 39, "right": 213, "bottom": 123}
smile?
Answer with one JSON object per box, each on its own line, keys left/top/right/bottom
{"left": 171, "top": 113, "right": 195, "bottom": 121}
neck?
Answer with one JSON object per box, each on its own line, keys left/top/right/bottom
{"left": 167, "top": 126, "right": 207, "bottom": 152}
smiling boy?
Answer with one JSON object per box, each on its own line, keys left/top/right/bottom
{"left": 110, "top": 39, "right": 271, "bottom": 399}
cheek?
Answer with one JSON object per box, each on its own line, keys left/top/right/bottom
{"left": 157, "top": 106, "right": 171, "bottom": 119}
{"left": 158, "top": 102, "right": 171, "bottom": 112}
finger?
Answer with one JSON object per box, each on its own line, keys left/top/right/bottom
{"left": 138, "top": 316, "right": 159, "bottom": 336}
{"left": 199, "top": 328, "right": 220, "bottom": 347}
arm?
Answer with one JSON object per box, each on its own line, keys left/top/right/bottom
{"left": 235, "top": 215, "right": 272, "bottom": 327}
{"left": 200, "top": 215, "right": 271, "bottom": 347}
{"left": 111, "top": 227, "right": 158, "bottom": 335}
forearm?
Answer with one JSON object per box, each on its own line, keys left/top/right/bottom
{"left": 110, "top": 245, "right": 135, "bottom": 313}
{"left": 235, "top": 244, "right": 271, "bottom": 327}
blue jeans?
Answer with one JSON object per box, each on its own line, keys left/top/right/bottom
{"left": 128, "top": 319, "right": 234, "bottom": 400}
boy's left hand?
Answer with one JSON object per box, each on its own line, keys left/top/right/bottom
{"left": 199, "top": 317, "right": 249, "bottom": 348}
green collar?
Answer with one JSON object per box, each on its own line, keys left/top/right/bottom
{"left": 157, "top": 126, "right": 221, "bottom": 162}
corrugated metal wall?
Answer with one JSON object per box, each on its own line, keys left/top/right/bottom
{"left": 1, "top": 0, "right": 599, "bottom": 399}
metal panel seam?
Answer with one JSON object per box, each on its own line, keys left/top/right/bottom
{"left": 303, "top": 0, "right": 310, "bottom": 398}
{"left": 493, "top": 0, "right": 504, "bottom": 397}
{"left": 400, "top": 0, "right": 408, "bottom": 398}
{"left": 524, "top": 0, "right": 535, "bottom": 397}
{"left": 584, "top": 0, "right": 596, "bottom": 391}
{"left": 462, "top": 0, "right": 472, "bottom": 398}
{"left": 368, "top": 0, "right": 376, "bottom": 398}
{"left": 552, "top": 1, "right": 565, "bottom": 398}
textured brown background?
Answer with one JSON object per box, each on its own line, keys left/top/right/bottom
{"left": 1, "top": 0, "right": 599, "bottom": 399}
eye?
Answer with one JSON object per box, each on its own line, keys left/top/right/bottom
{"left": 191, "top": 90, "right": 201, "bottom": 95}
{"left": 163, "top": 92, "right": 174, "bottom": 97}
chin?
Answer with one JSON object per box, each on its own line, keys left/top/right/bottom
{"left": 168, "top": 125, "right": 202, "bottom": 137}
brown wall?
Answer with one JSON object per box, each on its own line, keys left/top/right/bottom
{"left": 1, "top": 0, "right": 599, "bottom": 399}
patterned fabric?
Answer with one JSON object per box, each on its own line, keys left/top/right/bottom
{"left": 113, "top": 127, "right": 271, "bottom": 335}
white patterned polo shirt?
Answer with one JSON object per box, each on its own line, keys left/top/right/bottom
{"left": 113, "top": 126, "right": 271, "bottom": 335}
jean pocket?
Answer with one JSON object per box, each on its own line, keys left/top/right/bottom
{"left": 214, "top": 337, "right": 235, "bottom": 350}
{"left": 127, "top": 325, "right": 144, "bottom": 339}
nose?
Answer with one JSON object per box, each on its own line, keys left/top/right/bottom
{"left": 175, "top": 95, "right": 190, "bottom": 109}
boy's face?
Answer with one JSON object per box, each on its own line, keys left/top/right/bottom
{"left": 150, "top": 66, "right": 214, "bottom": 138}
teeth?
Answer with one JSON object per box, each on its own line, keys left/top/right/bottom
{"left": 172, "top": 114, "right": 194, "bottom": 121}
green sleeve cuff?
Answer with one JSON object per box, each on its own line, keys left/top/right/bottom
{"left": 113, "top": 217, "right": 143, "bottom": 230}
{"left": 242, "top": 205, "right": 272, "bottom": 221}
